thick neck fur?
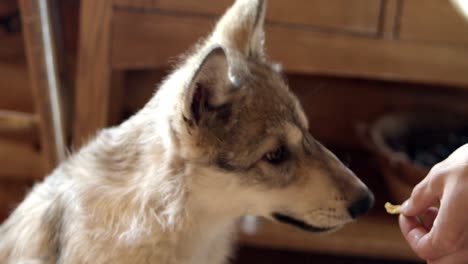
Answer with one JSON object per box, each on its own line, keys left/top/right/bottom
{"left": 60, "top": 91, "right": 239, "bottom": 262}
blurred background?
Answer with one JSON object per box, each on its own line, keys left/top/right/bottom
{"left": 1, "top": 0, "right": 468, "bottom": 263}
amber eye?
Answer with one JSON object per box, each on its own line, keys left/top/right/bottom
{"left": 264, "top": 146, "right": 289, "bottom": 165}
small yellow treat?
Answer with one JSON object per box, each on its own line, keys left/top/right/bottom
{"left": 385, "top": 202, "right": 401, "bottom": 215}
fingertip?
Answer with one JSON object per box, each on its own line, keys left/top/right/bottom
{"left": 400, "top": 199, "right": 419, "bottom": 217}
{"left": 402, "top": 182, "right": 439, "bottom": 217}
{"left": 400, "top": 199, "right": 410, "bottom": 214}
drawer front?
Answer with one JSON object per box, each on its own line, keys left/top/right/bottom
{"left": 114, "top": 0, "right": 382, "bottom": 35}
{"left": 399, "top": 0, "right": 468, "bottom": 45}
{"left": 112, "top": 9, "right": 468, "bottom": 86}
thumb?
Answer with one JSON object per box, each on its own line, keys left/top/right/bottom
{"left": 401, "top": 173, "right": 441, "bottom": 217}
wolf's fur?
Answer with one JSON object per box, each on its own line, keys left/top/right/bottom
{"left": 0, "top": 0, "right": 373, "bottom": 263}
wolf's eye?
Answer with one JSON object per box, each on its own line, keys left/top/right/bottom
{"left": 264, "top": 146, "right": 289, "bottom": 165}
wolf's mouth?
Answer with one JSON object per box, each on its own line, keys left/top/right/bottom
{"left": 272, "top": 212, "right": 335, "bottom": 232}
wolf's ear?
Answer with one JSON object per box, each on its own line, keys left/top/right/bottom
{"left": 183, "top": 46, "right": 233, "bottom": 127}
{"left": 211, "top": 0, "right": 266, "bottom": 58}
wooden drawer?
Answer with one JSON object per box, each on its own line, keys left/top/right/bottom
{"left": 399, "top": 0, "right": 468, "bottom": 45}
{"left": 114, "top": 0, "right": 382, "bottom": 35}
{"left": 112, "top": 9, "right": 468, "bottom": 86}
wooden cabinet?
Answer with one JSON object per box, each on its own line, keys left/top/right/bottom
{"left": 114, "top": 0, "right": 383, "bottom": 34}
{"left": 400, "top": 0, "right": 468, "bottom": 45}
{"left": 265, "top": 0, "right": 382, "bottom": 34}
{"left": 112, "top": 0, "right": 384, "bottom": 69}
{"left": 110, "top": 0, "right": 468, "bottom": 87}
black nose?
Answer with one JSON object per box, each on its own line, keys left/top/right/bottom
{"left": 348, "top": 191, "right": 375, "bottom": 219}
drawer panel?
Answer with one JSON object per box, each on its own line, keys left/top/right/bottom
{"left": 112, "top": 9, "right": 468, "bottom": 86}
{"left": 399, "top": 0, "right": 468, "bottom": 45}
{"left": 114, "top": 0, "right": 382, "bottom": 35}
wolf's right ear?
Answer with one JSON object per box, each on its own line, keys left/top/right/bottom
{"left": 182, "top": 46, "right": 233, "bottom": 127}
{"left": 211, "top": 0, "right": 266, "bottom": 58}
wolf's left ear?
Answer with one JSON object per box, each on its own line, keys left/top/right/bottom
{"left": 211, "top": 0, "right": 266, "bottom": 58}
{"left": 183, "top": 46, "right": 233, "bottom": 127}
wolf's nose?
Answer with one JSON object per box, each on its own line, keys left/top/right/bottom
{"left": 347, "top": 191, "right": 375, "bottom": 219}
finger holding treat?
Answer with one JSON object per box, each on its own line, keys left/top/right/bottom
{"left": 398, "top": 144, "right": 468, "bottom": 262}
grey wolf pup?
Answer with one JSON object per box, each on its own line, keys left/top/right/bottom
{"left": 0, "top": 0, "right": 374, "bottom": 263}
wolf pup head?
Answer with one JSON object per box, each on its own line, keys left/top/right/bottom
{"left": 150, "top": 0, "right": 374, "bottom": 232}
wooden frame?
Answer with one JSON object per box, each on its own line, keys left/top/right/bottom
{"left": 73, "top": 0, "right": 113, "bottom": 146}
{"left": 0, "top": 110, "right": 38, "bottom": 144}
{"left": 18, "top": 0, "right": 66, "bottom": 173}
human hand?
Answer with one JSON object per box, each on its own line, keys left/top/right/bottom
{"left": 399, "top": 143, "right": 468, "bottom": 264}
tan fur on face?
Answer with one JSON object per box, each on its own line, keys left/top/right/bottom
{"left": 0, "top": 0, "right": 372, "bottom": 263}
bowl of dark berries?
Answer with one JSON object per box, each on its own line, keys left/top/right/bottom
{"left": 360, "top": 109, "right": 468, "bottom": 203}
